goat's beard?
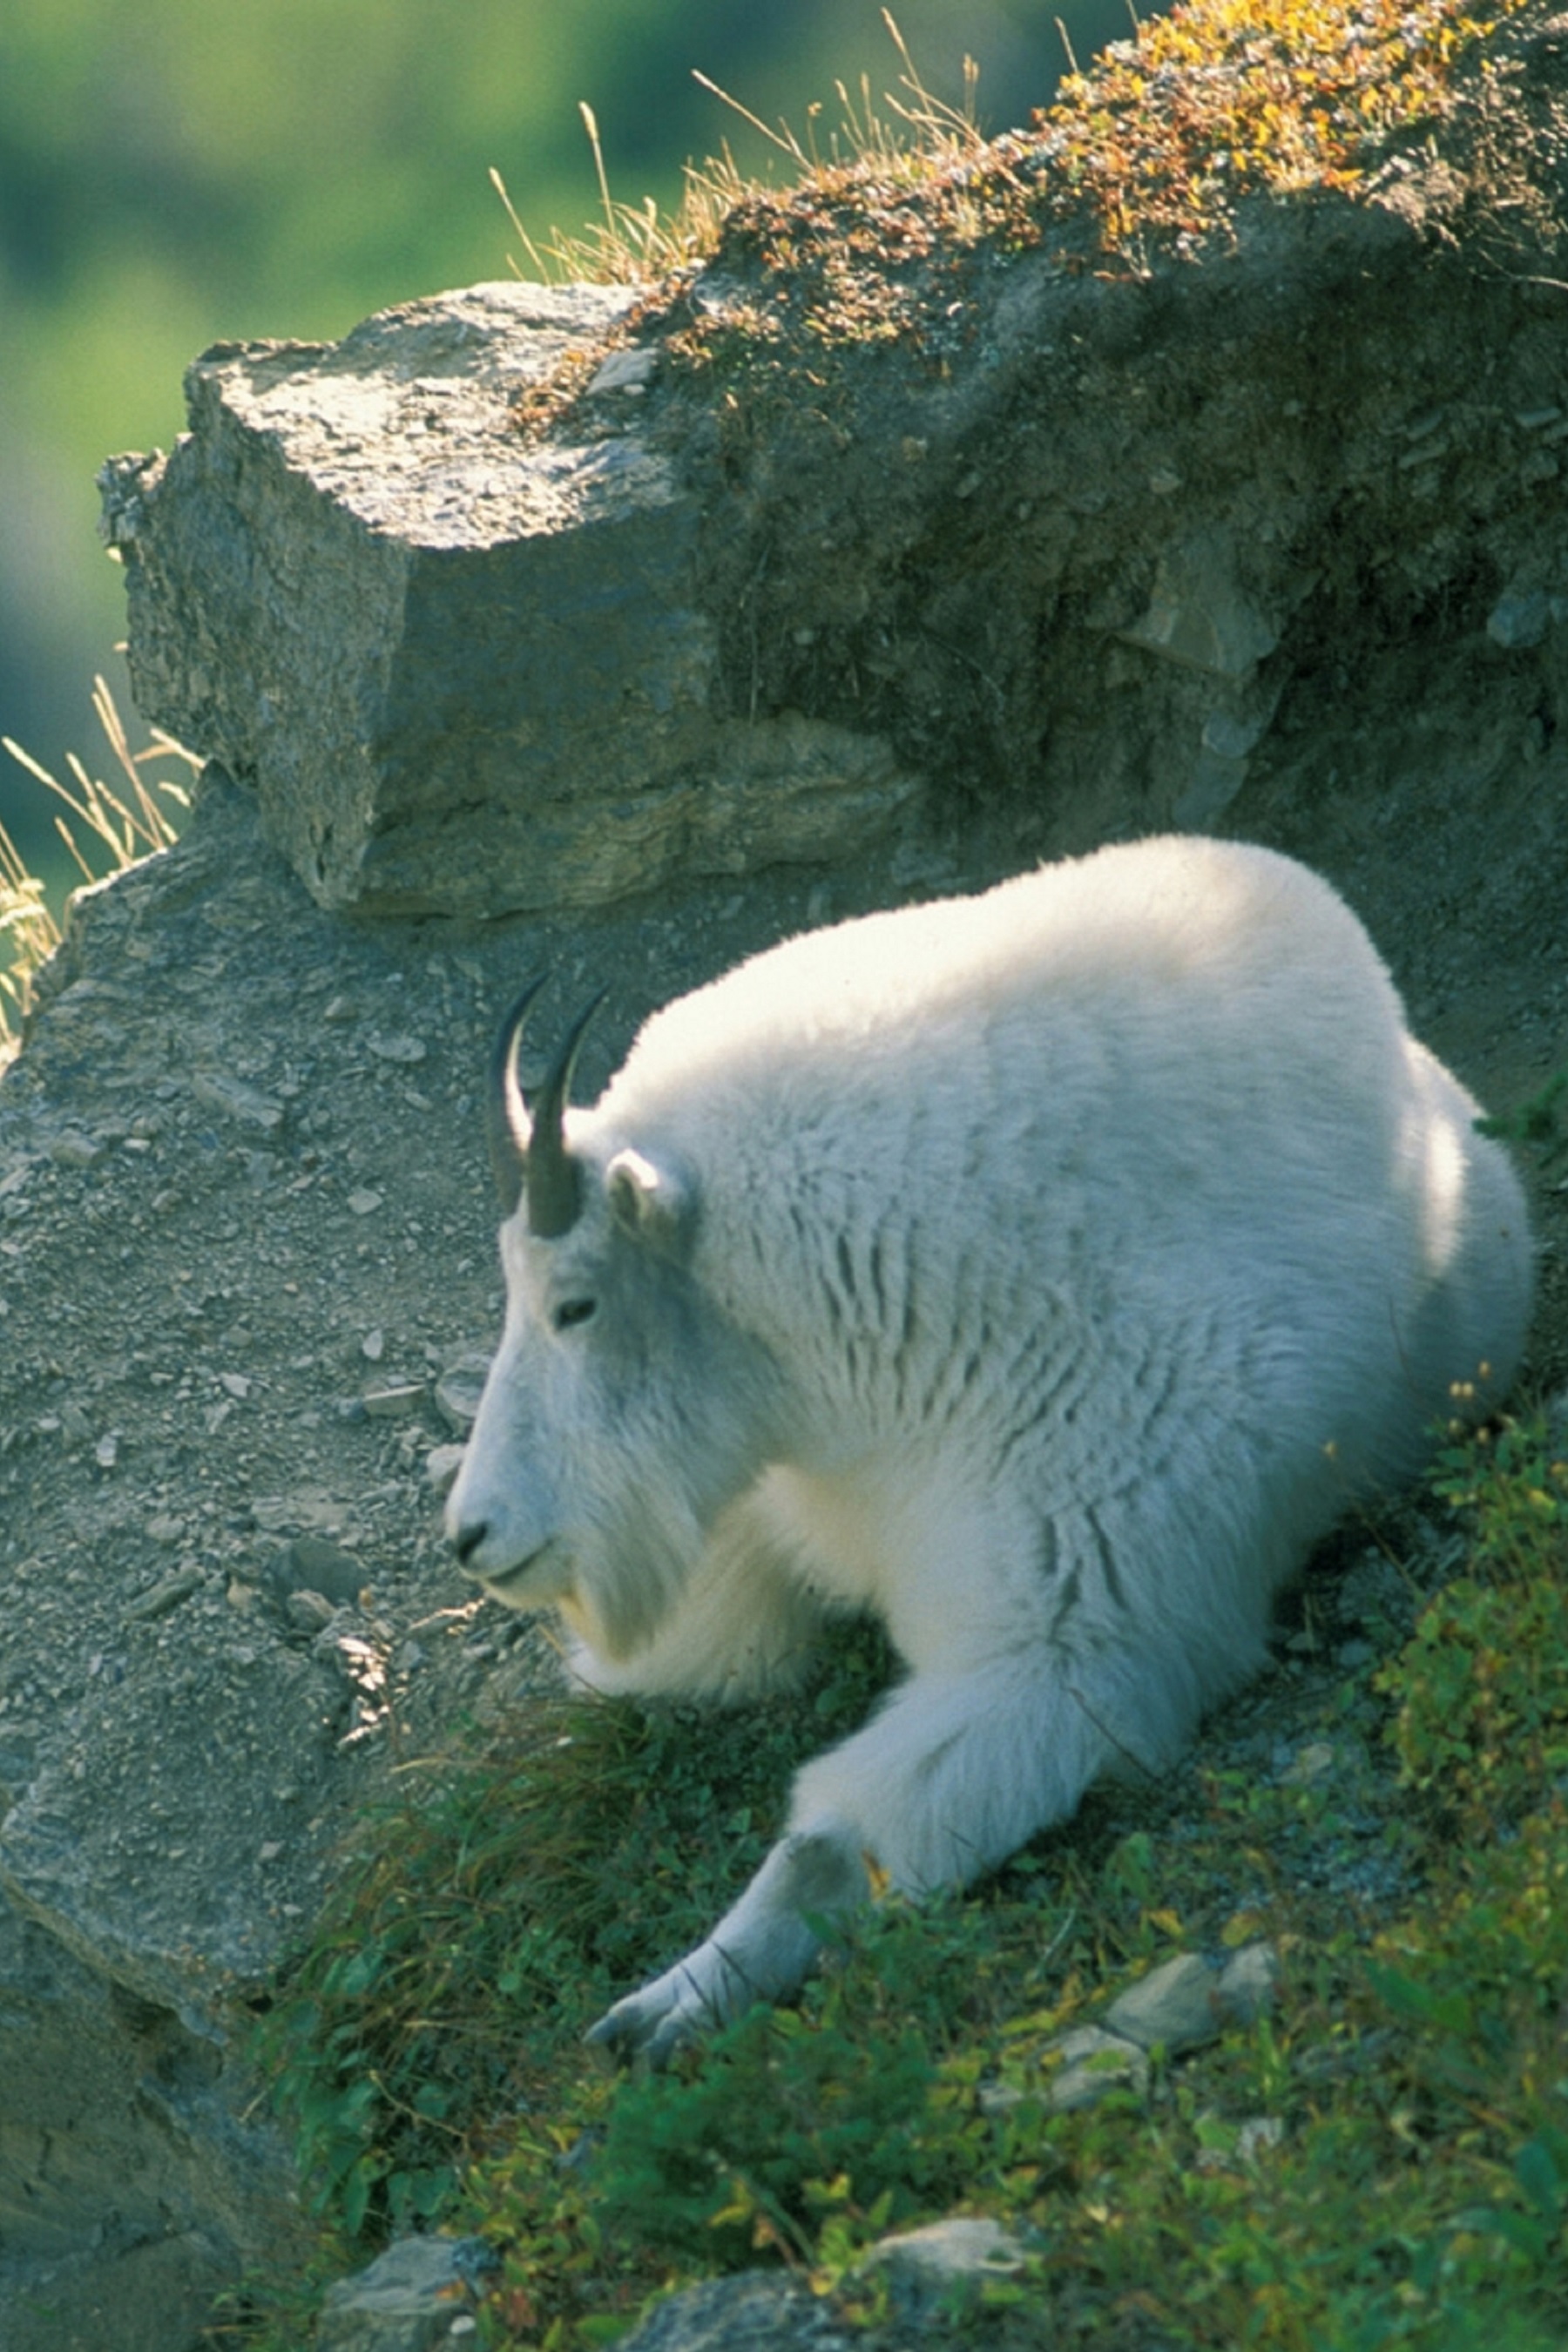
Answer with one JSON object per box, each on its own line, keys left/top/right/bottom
{"left": 554, "top": 1478, "right": 709, "bottom": 1664}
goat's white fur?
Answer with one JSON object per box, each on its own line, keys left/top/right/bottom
{"left": 449, "top": 836, "right": 1532, "bottom": 2061}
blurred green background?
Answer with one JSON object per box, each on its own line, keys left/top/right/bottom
{"left": 0, "top": 0, "right": 1132, "bottom": 900}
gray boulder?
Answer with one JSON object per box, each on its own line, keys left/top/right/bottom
{"left": 100, "top": 282, "right": 920, "bottom": 919}
{"left": 316, "top": 2236, "right": 494, "bottom": 2352}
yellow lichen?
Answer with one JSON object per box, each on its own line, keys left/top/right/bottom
{"left": 1033, "top": 0, "right": 1520, "bottom": 258}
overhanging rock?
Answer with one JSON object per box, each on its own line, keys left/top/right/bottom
{"left": 100, "top": 281, "right": 921, "bottom": 918}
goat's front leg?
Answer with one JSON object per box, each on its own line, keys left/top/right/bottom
{"left": 585, "top": 1650, "right": 1119, "bottom": 2063}
{"left": 585, "top": 1821, "right": 869, "bottom": 2066}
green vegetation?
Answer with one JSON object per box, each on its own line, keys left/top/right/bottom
{"left": 1478, "top": 1075, "right": 1568, "bottom": 1176}
{"left": 1039, "top": 0, "right": 1520, "bottom": 255}
{"left": 503, "top": 0, "right": 1521, "bottom": 462}
{"left": 231, "top": 1399, "right": 1568, "bottom": 2351}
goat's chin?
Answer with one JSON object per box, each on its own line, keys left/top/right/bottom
{"left": 478, "top": 1542, "right": 573, "bottom": 1612}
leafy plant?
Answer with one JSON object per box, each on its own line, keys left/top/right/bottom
{"left": 594, "top": 1896, "right": 1010, "bottom": 2267}
{"left": 256, "top": 1624, "right": 896, "bottom": 2246}
{"left": 1385, "top": 1413, "right": 1568, "bottom": 1834}
{"left": 1477, "top": 1071, "right": 1568, "bottom": 1173}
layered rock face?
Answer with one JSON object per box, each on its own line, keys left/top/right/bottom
{"left": 100, "top": 283, "right": 920, "bottom": 918}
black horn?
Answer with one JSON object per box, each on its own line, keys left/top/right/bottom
{"left": 525, "top": 990, "right": 606, "bottom": 1239}
{"left": 484, "top": 980, "right": 605, "bottom": 1233}
{"left": 485, "top": 976, "right": 549, "bottom": 1217}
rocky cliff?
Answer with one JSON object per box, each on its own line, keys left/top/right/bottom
{"left": 3, "top": 5, "right": 1567, "bottom": 2346}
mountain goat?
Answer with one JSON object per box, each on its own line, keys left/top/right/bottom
{"left": 449, "top": 835, "right": 1532, "bottom": 2062}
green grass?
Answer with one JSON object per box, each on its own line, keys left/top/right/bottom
{"left": 228, "top": 1407, "right": 1568, "bottom": 2352}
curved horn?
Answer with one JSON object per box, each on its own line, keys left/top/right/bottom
{"left": 524, "top": 989, "right": 607, "bottom": 1240}
{"left": 485, "top": 976, "right": 549, "bottom": 1216}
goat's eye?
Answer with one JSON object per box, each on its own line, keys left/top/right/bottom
{"left": 553, "top": 1296, "right": 598, "bottom": 1332}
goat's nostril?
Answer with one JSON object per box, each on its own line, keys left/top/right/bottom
{"left": 452, "top": 1522, "right": 487, "bottom": 1566}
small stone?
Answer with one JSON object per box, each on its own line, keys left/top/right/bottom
{"left": 347, "top": 1188, "right": 383, "bottom": 1217}
{"left": 1104, "top": 1952, "right": 1223, "bottom": 2054}
{"left": 317, "top": 2235, "right": 495, "bottom": 2352}
{"left": 1173, "top": 747, "right": 1249, "bottom": 828}
{"left": 588, "top": 347, "right": 658, "bottom": 396}
{"left": 1047, "top": 2024, "right": 1149, "bottom": 2111}
{"left": 366, "top": 1031, "right": 428, "bottom": 1064}
{"left": 94, "top": 1433, "right": 119, "bottom": 1469}
{"left": 267, "top": 1538, "right": 366, "bottom": 1605}
{"left": 1215, "top": 1941, "right": 1280, "bottom": 2026}
{"left": 285, "top": 1589, "right": 336, "bottom": 1633}
{"left": 976, "top": 2078, "right": 1024, "bottom": 2117}
{"left": 872, "top": 2216, "right": 1028, "bottom": 2317}
{"left": 220, "top": 1371, "right": 252, "bottom": 1400}
{"left": 1281, "top": 1739, "right": 1336, "bottom": 1785}
{"left": 1201, "top": 705, "right": 1272, "bottom": 760}
{"left": 49, "top": 1131, "right": 102, "bottom": 1168}
{"left": 363, "top": 1382, "right": 425, "bottom": 1419}
{"left": 125, "top": 1568, "right": 204, "bottom": 1623}
{"left": 362, "top": 1328, "right": 386, "bottom": 1362}
{"left": 1119, "top": 530, "right": 1279, "bottom": 679}
{"left": 145, "top": 1512, "right": 185, "bottom": 1545}
{"left": 190, "top": 1071, "right": 285, "bottom": 1130}
{"left": 425, "top": 1443, "right": 467, "bottom": 1496}
{"left": 1486, "top": 589, "right": 1550, "bottom": 651}
{"left": 435, "top": 1348, "right": 492, "bottom": 1433}
{"left": 1193, "top": 2111, "right": 1286, "bottom": 2173}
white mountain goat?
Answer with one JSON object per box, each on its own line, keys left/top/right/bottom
{"left": 448, "top": 835, "right": 1532, "bottom": 2061}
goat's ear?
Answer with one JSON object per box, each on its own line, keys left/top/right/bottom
{"left": 605, "top": 1148, "right": 693, "bottom": 1257}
